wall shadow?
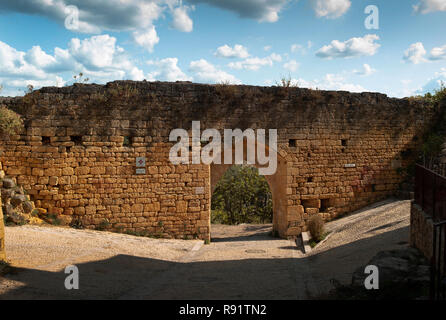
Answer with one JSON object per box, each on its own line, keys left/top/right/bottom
{"left": 0, "top": 226, "right": 410, "bottom": 300}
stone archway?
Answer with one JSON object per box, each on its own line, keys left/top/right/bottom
{"left": 209, "top": 142, "right": 288, "bottom": 238}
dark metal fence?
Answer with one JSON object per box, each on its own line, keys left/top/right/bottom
{"left": 415, "top": 164, "right": 446, "bottom": 221}
{"left": 414, "top": 164, "right": 446, "bottom": 300}
{"left": 431, "top": 221, "right": 446, "bottom": 300}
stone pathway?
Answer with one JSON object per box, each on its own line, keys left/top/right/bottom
{"left": 0, "top": 198, "right": 411, "bottom": 299}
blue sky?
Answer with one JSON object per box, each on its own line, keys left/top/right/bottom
{"left": 0, "top": 0, "right": 445, "bottom": 97}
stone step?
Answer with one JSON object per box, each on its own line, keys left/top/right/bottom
{"left": 301, "top": 231, "right": 312, "bottom": 254}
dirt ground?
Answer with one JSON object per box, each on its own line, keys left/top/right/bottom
{"left": 0, "top": 198, "right": 411, "bottom": 299}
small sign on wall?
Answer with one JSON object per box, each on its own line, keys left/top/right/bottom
{"left": 344, "top": 163, "right": 356, "bottom": 168}
{"left": 136, "top": 168, "right": 146, "bottom": 175}
{"left": 136, "top": 157, "right": 146, "bottom": 168}
{"left": 195, "top": 187, "right": 205, "bottom": 195}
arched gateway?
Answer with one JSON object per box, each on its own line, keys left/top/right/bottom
{"left": 0, "top": 81, "right": 437, "bottom": 243}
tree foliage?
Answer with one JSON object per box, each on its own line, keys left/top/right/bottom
{"left": 0, "top": 106, "right": 23, "bottom": 136}
{"left": 211, "top": 165, "right": 273, "bottom": 225}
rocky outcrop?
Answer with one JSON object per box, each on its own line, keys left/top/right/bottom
{"left": 1, "top": 177, "right": 43, "bottom": 225}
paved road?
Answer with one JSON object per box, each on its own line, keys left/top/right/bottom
{"left": 0, "top": 199, "right": 411, "bottom": 299}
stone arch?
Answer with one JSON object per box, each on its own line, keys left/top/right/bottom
{"left": 209, "top": 139, "right": 288, "bottom": 238}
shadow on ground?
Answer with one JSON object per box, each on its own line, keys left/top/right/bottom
{"left": 0, "top": 226, "right": 410, "bottom": 300}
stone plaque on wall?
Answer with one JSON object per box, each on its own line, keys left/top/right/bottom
{"left": 195, "top": 187, "right": 205, "bottom": 195}
{"left": 136, "top": 157, "right": 146, "bottom": 168}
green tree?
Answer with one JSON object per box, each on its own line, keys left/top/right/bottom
{"left": 211, "top": 165, "right": 273, "bottom": 225}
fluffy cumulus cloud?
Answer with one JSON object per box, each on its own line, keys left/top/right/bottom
{"left": 0, "top": 35, "right": 145, "bottom": 96}
{"left": 413, "top": 0, "right": 446, "bottom": 13}
{"left": 228, "top": 53, "right": 282, "bottom": 71}
{"left": 429, "top": 44, "right": 446, "bottom": 61}
{"left": 189, "top": 59, "right": 241, "bottom": 84}
{"left": 132, "top": 26, "right": 160, "bottom": 53}
{"left": 403, "top": 42, "right": 446, "bottom": 63}
{"left": 215, "top": 44, "right": 250, "bottom": 59}
{"left": 187, "top": 0, "right": 289, "bottom": 22}
{"left": 296, "top": 73, "right": 367, "bottom": 92}
{"left": 0, "top": 0, "right": 194, "bottom": 52}
{"left": 311, "top": 0, "right": 351, "bottom": 19}
{"left": 353, "top": 64, "right": 376, "bottom": 76}
{"left": 403, "top": 42, "right": 427, "bottom": 64}
{"left": 170, "top": 4, "right": 194, "bottom": 32}
{"left": 147, "top": 58, "right": 191, "bottom": 81}
{"left": 283, "top": 60, "right": 299, "bottom": 72}
{"left": 417, "top": 68, "right": 446, "bottom": 94}
{"left": 316, "top": 34, "right": 381, "bottom": 59}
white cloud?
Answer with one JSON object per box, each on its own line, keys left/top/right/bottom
{"left": 417, "top": 68, "right": 446, "bottom": 94}
{"left": 147, "top": 58, "right": 191, "bottom": 81}
{"left": 294, "top": 73, "right": 366, "bottom": 92}
{"left": 291, "top": 44, "right": 304, "bottom": 54}
{"left": 215, "top": 44, "right": 250, "bottom": 59}
{"left": 0, "top": 1, "right": 198, "bottom": 52}
{"left": 132, "top": 26, "right": 160, "bottom": 53}
{"left": 189, "top": 59, "right": 241, "bottom": 84}
{"left": 316, "top": 34, "right": 380, "bottom": 59}
{"left": 170, "top": 4, "right": 194, "bottom": 32}
{"left": 353, "top": 64, "right": 376, "bottom": 76}
{"left": 187, "top": 0, "right": 289, "bottom": 23}
{"left": 430, "top": 44, "right": 446, "bottom": 61}
{"left": 311, "top": 0, "right": 351, "bottom": 19}
{"left": 0, "top": 34, "right": 145, "bottom": 96}
{"left": 283, "top": 60, "right": 299, "bottom": 72}
{"left": 228, "top": 53, "right": 281, "bottom": 71}
{"left": 403, "top": 42, "right": 427, "bottom": 64}
{"left": 403, "top": 42, "right": 446, "bottom": 64}
{"left": 264, "top": 45, "right": 272, "bottom": 51}
{"left": 413, "top": 0, "right": 446, "bottom": 14}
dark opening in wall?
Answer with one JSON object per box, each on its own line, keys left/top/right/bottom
{"left": 70, "top": 136, "right": 83, "bottom": 145}
{"left": 372, "top": 184, "right": 376, "bottom": 192}
{"left": 308, "top": 152, "right": 311, "bottom": 158}
{"left": 123, "top": 136, "right": 131, "bottom": 146}
{"left": 307, "top": 177, "right": 314, "bottom": 183}
{"left": 341, "top": 139, "right": 348, "bottom": 147}
{"left": 66, "top": 146, "right": 71, "bottom": 153}
{"left": 320, "top": 199, "right": 332, "bottom": 212}
{"left": 289, "top": 139, "right": 297, "bottom": 148}
{"left": 42, "top": 136, "right": 50, "bottom": 145}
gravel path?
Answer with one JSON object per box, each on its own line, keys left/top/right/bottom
{"left": 0, "top": 198, "right": 411, "bottom": 299}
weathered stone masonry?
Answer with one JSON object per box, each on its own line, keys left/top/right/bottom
{"left": 0, "top": 81, "right": 438, "bottom": 242}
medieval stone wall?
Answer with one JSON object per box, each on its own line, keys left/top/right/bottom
{"left": 0, "top": 160, "right": 5, "bottom": 261}
{"left": 0, "top": 81, "right": 438, "bottom": 241}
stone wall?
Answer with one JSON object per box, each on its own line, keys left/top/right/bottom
{"left": 0, "top": 160, "right": 5, "bottom": 261}
{"left": 0, "top": 81, "right": 439, "bottom": 241}
{"left": 410, "top": 202, "right": 434, "bottom": 260}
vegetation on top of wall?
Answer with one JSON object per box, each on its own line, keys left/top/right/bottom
{"left": 400, "top": 83, "right": 446, "bottom": 175}
{"left": 275, "top": 75, "right": 299, "bottom": 88}
{"left": 0, "top": 106, "right": 23, "bottom": 136}
{"left": 211, "top": 165, "right": 273, "bottom": 225}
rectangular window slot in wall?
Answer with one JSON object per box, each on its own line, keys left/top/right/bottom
{"left": 320, "top": 199, "right": 333, "bottom": 213}
{"left": 70, "top": 136, "right": 83, "bottom": 145}
{"left": 42, "top": 136, "right": 51, "bottom": 145}
{"left": 289, "top": 139, "right": 297, "bottom": 148}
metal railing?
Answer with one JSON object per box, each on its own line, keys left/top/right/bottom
{"left": 431, "top": 221, "right": 446, "bottom": 300}
{"left": 415, "top": 164, "right": 446, "bottom": 221}
{"left": 414, "top": 164, "right": 446, "bottom": 300}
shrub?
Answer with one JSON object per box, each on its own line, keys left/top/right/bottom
{"left": 308, "top": 214, "right": 325, "bottom": 242}
{"left": 0, "top": 106, "right": 23, "bottom": 136}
